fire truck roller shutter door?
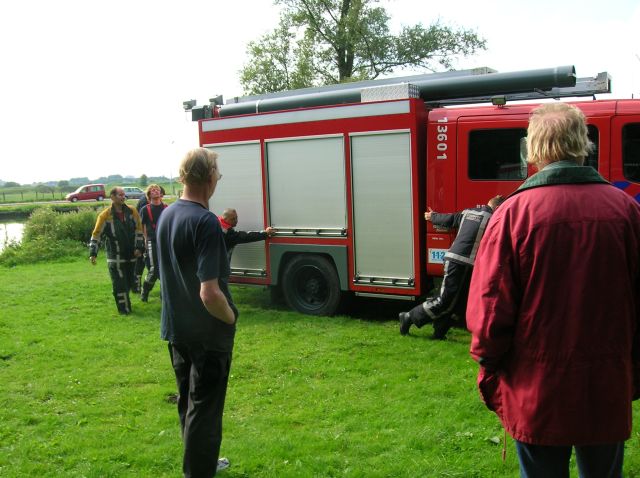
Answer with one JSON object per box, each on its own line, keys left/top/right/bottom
{"left": 350, "top": 131, "right": 414, "bottom": 285}
{"left": 206, "top": 142, "right": 266, "bottom": 275}
{"left": 266, "top": 136, "right": 347, "bottom": 231}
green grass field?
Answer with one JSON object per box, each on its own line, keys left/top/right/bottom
{"left": 0, "top": 199, "right": 177, "bottom": 223}
{"left": 1, "top": 259, "right": 639, "bottom": 477}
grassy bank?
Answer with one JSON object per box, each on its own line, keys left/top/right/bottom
{"left": 1, "top": 259, "right": 638, "bottom": 477}
{"left": 0, "top": 198, "right": 176, "bottom": 221}
{"left": 0, "top": 203, "right": 103, "bottom": 221}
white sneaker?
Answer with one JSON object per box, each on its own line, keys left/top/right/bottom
{"left": 216, "top": 457, "right": 230, "bottom": 473}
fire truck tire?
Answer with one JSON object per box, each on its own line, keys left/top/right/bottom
{"left": 282, "top": 254, "right": 341, "bottom": 316}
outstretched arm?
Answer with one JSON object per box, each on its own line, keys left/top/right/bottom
{"left": 225, "top": 228, "right": 271, "bottom": 248}
{"left": 429, "top": 211, "right": 463, "bottom": 229}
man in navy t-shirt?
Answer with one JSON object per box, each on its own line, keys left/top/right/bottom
{"left": 157, "top": 148, "right": 237, "bottom": 476}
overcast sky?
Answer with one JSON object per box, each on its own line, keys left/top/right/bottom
{"left": 1, "top": 0, "right": 639, "bottom": 185}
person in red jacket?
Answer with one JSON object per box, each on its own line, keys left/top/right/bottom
{"left": 467, "top": 103, "right": 640, "bottom": 477}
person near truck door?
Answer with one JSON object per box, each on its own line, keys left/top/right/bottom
{"left": 139, "top": 184, "right": 167, "bottom": 302}
{"left": 467, "top": 103, "right": 640, "bottom": 477}
{"left": 157, "top": 148, "right": 237, "bottom": 477}
{"left": 218, "top": 208, "right": 275, "bottom": 263}
{"left": 398, "top": 194, "right": 504, "bottom": 339}
{"left": 89, "top": 187, "right": 144, "bottom": 315}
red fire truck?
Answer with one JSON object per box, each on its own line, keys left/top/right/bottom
{"left": 188, "top": 65, "right": 640, "bottom": 315}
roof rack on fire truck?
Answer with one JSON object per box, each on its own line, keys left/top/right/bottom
{"left": 186, "top": 65, "right": 610, "bottom": 120}
{"left": 425, "top": 71, "right": 611, "bottom": 107}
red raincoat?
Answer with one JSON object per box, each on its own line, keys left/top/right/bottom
{"left": 467, "top": 162, "right": 640, "bottom": 445}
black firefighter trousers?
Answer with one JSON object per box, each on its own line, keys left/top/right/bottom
{"left": 141, "top": 239, "right": 160, "bottom": 299}
{"left": 169, "top": 342, "right": 232, "bottom": 478}
{"left": 107, "top": 259, "right": 135, "bottom": 314}
{"left": 407, "top": 259, "right": 472, "bottom": 337}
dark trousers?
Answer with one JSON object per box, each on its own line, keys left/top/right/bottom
{"left": 107, "top": 260, "right": 135, "bottom": 314}
{"left": 142, "top": 240, "right": 159, "bottom": 297}
{"left": 515, "top": 440, "right": 624, "bottom": 478}
{"left": 408, "top": 260, "right": 472, "bottom": 336}
{"left": 169, "top": 343, "right": 232, "bottom": 478}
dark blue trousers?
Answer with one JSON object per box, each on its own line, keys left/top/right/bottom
{"left": 169, "top": 343, "right": 232, "bottom": 478}
{"left": 515, "top": 440, "right": 624, "bottom": 478}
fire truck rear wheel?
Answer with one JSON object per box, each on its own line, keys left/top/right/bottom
{"left": 282, "top": 254, "right": 341, "bottom": 316}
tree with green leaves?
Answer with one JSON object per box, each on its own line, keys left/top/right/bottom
{"left": 139, "top": 174, "right": 148, "bottom": 187}
{"left": 35, "top": 184, "right": 54, "bottom": 194}
{"left": 240, "top": 0, "right": 486, "bottom": 95}
{"left": 57, "top": 180, "right": 74, "bottom": 194}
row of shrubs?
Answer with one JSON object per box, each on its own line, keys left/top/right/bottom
{"left": 0, "top": 208, "right": 97, "bottom": 267}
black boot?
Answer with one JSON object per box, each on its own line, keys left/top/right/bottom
{"left": 115, "top": 292, "right": 130, "bottom": 315}
{"left": 399, "top": 303, "right": 431, "bottom": 335}
{"left": 399, "top": 312, "right": 412, "bottom": 335}
{"left": 432, "top": 317, "right": 452, "bottom": 340}
{"left": 117, "top": 301, "right": 130, "bottom": 315}
{"left": 408, "top": 303, "right": 432, "bottom": 328}
{"left": 131, "top": 276, "right": 141, "bottom": 294}
{"left": 141, "top": 282, "right": 152, "bottom": 302}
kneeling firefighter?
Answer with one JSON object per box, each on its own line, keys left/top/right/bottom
{"left": 399, "top": 195, "right": 505, "bottom": 339}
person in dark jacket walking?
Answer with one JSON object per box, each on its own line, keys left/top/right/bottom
{"left": 89, "top": 187, "right": 144, "bottom": 315}
{"left": 218, "top": 208, "right": 275, "bottom": 263}
{"left": 398, "top": 194, "right": 504, "bottom": 339}
{"left": 467, "top": 103, "right": 640, "bottom": 477}
{"left": 134, "top": 185, "right": 166, "bottom": 291}
{"left": 139, "top": 184, "right": 167, "bottom": 302}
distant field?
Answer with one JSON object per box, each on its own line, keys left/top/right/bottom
{"left": 0, "top": 182, "right": 179, "bottom": 204}
{"left": 0, "top": 187, "right": 68, "bottom": 203}
{"left": 0, "top": 191, "right": 177, "bottom": 222}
